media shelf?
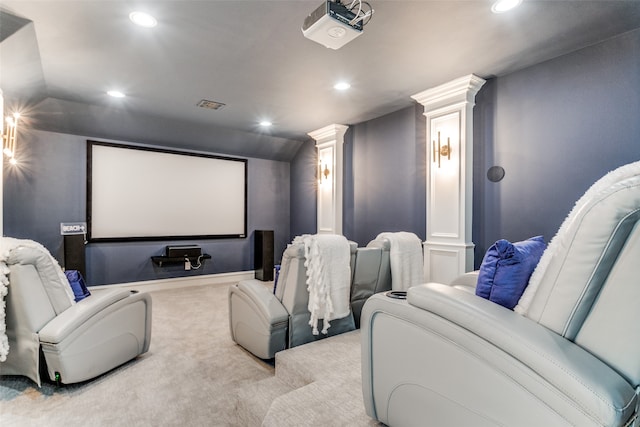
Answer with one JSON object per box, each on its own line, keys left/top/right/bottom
{"left": 151, "top": 254, "right": 211, "bottom": 267}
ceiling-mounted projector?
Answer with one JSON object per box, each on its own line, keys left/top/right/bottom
{"left": 302, "top": 1, "right": 368, "bottom": 50}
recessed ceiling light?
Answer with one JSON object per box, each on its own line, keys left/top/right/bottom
{"left": 129, "top": 11, "right": 157, "bottom": 28}
{"left": 259, "top": 121, "right": 272, "bottom": 127}
{"left": 107, "top": 90, "right": 126, "bottom": 98}
{"left": 334, "top": 82, "right": 351, "bottom": 91}
{"left": 491, "top": 0, "right": 522, "bottom": 13}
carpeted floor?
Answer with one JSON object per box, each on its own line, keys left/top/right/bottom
{"left": 0, "top": 284, "right": 276, "bottom": 426}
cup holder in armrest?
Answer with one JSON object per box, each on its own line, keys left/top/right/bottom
{"left": 385, "top": 290, "right": 407, "bottom": 300}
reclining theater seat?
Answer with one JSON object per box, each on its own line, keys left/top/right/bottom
{"left": 228, "top": 240, "right": 356, "bottom": 359}
{"left": 228, "top": 237, "right": 391, "bottom": 359}
{"left": 1, "top": 241, "right": 152, "bottom": 386}
{"left": 361, "top": 161, "right": 640, "bottom": 427}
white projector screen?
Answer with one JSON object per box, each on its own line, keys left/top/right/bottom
{"left": 87, "top": 141, "right": 247, "bottom": 242}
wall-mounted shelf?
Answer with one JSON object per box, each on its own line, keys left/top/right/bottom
{"left": 151, "top": 254, "right": 211, "bottom": 267}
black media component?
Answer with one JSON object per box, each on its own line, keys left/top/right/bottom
{"left": 166, "top": 245, "right": 202, "bottom": 258}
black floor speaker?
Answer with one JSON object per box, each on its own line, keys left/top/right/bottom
{"left": 64, "top": 234, "right": 87, "bottom": 278}
{"left": 255, "top": 230, "right": 274, "bottom": 281}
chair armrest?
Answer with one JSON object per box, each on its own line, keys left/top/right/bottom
{"left": 237, "top": 279, "right": 289, "bottom": 326}
{"left": 448, "top": 270, "right": 478, "bottom": 293}
{"left": 38, "top": 289, "right": 133, "bottom": 344}
{"left": 406, "top": 283, "right": 636, "bottom": 425}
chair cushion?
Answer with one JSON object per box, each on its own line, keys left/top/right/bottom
{"left": 475, "top": 236, "right": 546, "bottom": 309}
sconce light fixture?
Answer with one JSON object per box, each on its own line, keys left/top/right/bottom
{"left": 318, "top": 162, "right": 330, "bottom": 181}
{"left": 2, "top": 112, "right": 19, "bottom": 165}
{"left": 432, "top": 131, "right": 450, "bottom": 168}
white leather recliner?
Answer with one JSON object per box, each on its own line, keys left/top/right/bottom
{"left": 1, "top": 240, "right": 152, "bottom": 386}
{"left": 361, "top": 161, "right": 640, "bottom": 427}
{"left": 228, "top": 237, "right": 391, "bottom": 359}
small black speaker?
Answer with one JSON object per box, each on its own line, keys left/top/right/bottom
{"left": 255, "top": 230, "right": 274, "bottom": 281}
{"left": 64, "top": 234, "right": 86, "bottom": 278}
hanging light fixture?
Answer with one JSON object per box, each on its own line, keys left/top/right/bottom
{"left": 2, "top": 112, "right": 19, "bottom": 164}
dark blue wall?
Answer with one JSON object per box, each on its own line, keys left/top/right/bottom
{"left": 291, "top": 106, "right": 426, "bottom": 246}
{"left": 344, "top": 106, "right": 426, "bottom": 245}
{"left": 4, "top": 130, "right": 290, "bottom": 285}
{"left": 472, "top": 28, "right": 640, "bottom": 266}
{"left": 289, "top": 138, "right": 317, "bottom": 240}
{"left": 288, "top": 106, "right": 427, "bottom": 248}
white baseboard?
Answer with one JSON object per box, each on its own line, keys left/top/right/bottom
{"left": 89, "top": 271, "right": 258, "bottom": 293}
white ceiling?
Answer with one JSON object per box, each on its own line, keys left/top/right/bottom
{"left": 1, "top": 1, "right": 640, "bottom": 160}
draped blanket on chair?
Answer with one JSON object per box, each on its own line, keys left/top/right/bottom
{"left": 293, "top": 234, "right": 351, "bottom": 335}
{"left": 376, "top": 232, "right": 423, "bottom": 291}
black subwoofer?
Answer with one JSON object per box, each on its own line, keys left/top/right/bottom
{"left": 64, "top": 234, "right": 86, "bottom": 278}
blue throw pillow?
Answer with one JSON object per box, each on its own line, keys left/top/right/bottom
{"left": 65, "top": 270, "right": 91, "bottom": 302}
{"left": 475, "top": 236, "right": 546, "bottom": 310}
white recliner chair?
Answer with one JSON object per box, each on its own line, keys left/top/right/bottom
{"left": 361, "top": 161, "right": 640, "bottom": 427}
{"left": 229, "top": 237, "right": 391, "bottom": 359}
{"left": 0, "top": 239, "right": 152, "bottom": 386}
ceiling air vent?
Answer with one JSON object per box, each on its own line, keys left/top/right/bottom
{"left": 197, "top": 99, "right": 226, "bottom": 110}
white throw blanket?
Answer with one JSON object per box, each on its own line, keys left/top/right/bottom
{"left": 377, "top": 232, "right": 424, "bottom": 291}
{"left": 293, "top": 234, "right": 351, "bottom": 335}
{"left": 0, "top": 237, "right": 75, "bottom": 362}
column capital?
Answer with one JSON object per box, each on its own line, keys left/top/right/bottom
{"left": 412, "top": 74, "right": 486, "bottom": 112}
{"left": 308, "top": 124, "right": 348, "bottom": 145}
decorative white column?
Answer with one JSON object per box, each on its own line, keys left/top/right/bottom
{"left": 412, "top": 74, "right": 486, "bottom": 284}
{"left": 308, "top": 124, "right": 348, "bottom": 235}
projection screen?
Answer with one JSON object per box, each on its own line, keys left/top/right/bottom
{"left": 87, "top": 141, "right": 247, "bottom": 242}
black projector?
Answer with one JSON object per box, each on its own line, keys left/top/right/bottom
{"left": 166, "top": 245, "right": 202, "bottom": 258}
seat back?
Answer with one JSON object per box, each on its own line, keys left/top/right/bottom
{"left": 350, "top": 238, "right": 392, "bottom": 328}
{"left": 278, "top": 240, "right": 358, "bottom": 348}
{"left": 7, "top": 246, "right": 75, "bottom": 317}
{"left": 517, "top": 161, "right": 640, "bottom": 386}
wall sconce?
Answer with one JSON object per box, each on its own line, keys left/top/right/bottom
{"left": 432, "top": 131, "right": 450, "bottom": 168}
{"left": 2, "top": 112, "right": 19, "bottom": 165}
{"left": 318, "top": 162, "right": 330, "bottom": 181}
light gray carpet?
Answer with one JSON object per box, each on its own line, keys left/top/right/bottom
{"left": 0, "top": 283, "right": 379, "bottom": 426}
{"left": 261, "top": 330, "right": 382, "bottom": 427}
{"left": 0, "top": 284, "right": 276, "bottom": 426}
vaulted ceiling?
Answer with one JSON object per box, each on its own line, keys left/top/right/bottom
{"left": 2, "top": 1, "right": 640, "bottom": 161}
